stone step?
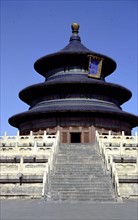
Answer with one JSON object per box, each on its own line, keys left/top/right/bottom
{"left": 53, "top": 168, "right": 105, "bottom": 171}
{"left": 55, "top": 163, "right": 103, "bottom": 166}
{"left": 58, "top": 147, "right": 98, "bottom": 150}
{"left": 51, "top": 174, "right": 109, "bottom": 179}
{"left": 51, "top": 174, "right": 112, "bottom": 180}
{"left": 54, "top": 170, "right": 104, "bottom": 173}
{"left": 50, "top": 189, "right": 115, "bottom": 196}
{"left": 54, "top": 172, "right": 105, "bottom": 176}
{"left": 57, "top": 158, "right": 102, "bottom": 162}
{"left": 50, "top": 194, "right": 114, "bottom": 199}
{"left": 51, "top": 188, "right": 113, "bottom": 193}
{"left": 59, "top": 144, "right": 96, "bottom": 147}
{"left": 51, "top": 178, "right": 111, "bottom": 187}
{"left": 57, "top": 153, "right": 100, "bottom": 156}
{"left": 58, "top": 153, "right": 99, "bottom": 156}
{"left": 51, "top": 185, "right": 113, "bottom": 190}
{"left": 53, "top": 172, "right": 105, "bottom": 176}
{"left": 50, "top": 197, "right": 115, "bottom": 202}
{"left": 51, "top": 177, "right": 112, "bottom": 181}
{"left": 50, "top": 189, "right": 114, "bottom": 194}
{"left": 52, "top": 177, "right": 106, "bottom": 181}
{"left": 51, "top": 189, "right": 113, "bottom": 194}
{"left": 57, "top": 155, "right": 102, "bottom": 158}
{"left": 55, "top": 162, "right": 103, "bottom": 166}
{"left": 51, "top": 180, "right": 111, "bottom": 184}
{"left": 59, "top": 145, "right": 98, "bottom": 148}
{"left": 56, "top": 161, "right": 103, "bottom": 164}
{"left": 50, "top": 188, "right": 114, "bottom": 193}
{"left": 58, "top": 146, "right": 97, "bottom": 150}
{"left": 58, "top": 148, "right": 100, "bottom": 152}
{"left": 55, "top": 164, "right": 104, "bottom": 168}
{"left": 58, "top": 150, "right": 99, "bottom": 154}
{"left": 44, "top": 143, "right": 116, "bottom": 201}
{"left": 54, "top": 166, "right": 104, "bottom": 169}
{"left": 53, "top": 167, "right": 106, "bottom": 174}
{"left": 56, "top": 155, "right": 102, "bottom": 159}
{"left": 51, "top": 178, "right": 109, "bottom": 182}
{"left": 50, "top": 194, "right": 115, "bottom": 201}
{"left": 58, "top": 150, "right": 101, "bottom": 156}
{"left": 51, "top": 197, "right": 115, "bottom": 202}
{"left": 55, "top": 163, "right": 103, "bottom": 167}
{"left": 54, "top": 168, "right": 104, "bottom": 172}
{"left": 51, "top": 181, "right": 112, "bottom": 185}
{"left": 55, "top": 167, "right": 104, "bottom": 170}
{"left": 51, "top": 182, "right": 111, "bottom": 186}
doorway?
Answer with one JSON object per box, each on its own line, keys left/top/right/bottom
{"left": 70, "top": 132, "right": 81, "bottom": 143}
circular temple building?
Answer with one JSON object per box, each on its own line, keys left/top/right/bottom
{"left": 9, "top": 23, "right": 138, "bottom": 143}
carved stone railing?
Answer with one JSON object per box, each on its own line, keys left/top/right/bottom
{"left": 96, "top": 131, "right": 138, "bottom": 161}
{"left": 111, "top": 162, "right": 120, "bottom": 197}
{"left": 42, "top": 130, "right": 60, "bottom": 199}
{"left": 0, "top": 131, "right": 57, "bottom": 158}
{"left": 1, "top": 160, "right": 46, "bottom": 175}
{"left": 0, "top": 130, "right": 57, "bottom": 147}
{"left": 0, "top": 131, "right": 60, "bottom": 198}
{"left": 95, "top": 130, "right": 138, "bottom": 197}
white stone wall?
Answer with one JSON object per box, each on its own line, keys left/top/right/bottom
{"left": 96, "top": 131, "right": 138, "bottom": 199}
{"left": 0, "top": 131, "right": 60, "bottom": 198}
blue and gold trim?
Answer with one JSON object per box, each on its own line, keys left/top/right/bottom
{"left": 88, "top": 55, "right": 104, "bottom": 79}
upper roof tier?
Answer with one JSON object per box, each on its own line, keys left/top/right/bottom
{"left": 34, "top": 23, "right": 116, "bottom": 78}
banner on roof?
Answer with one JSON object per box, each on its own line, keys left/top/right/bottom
{"left": 88, "top": 55, "right": 104, "bottom": 79}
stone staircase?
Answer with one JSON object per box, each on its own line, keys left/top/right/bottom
{"left": 45, "top": 144, "right": 116, "bottom": 201}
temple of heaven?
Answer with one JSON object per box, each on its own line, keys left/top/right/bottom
{"left": 9, "top": 23, "right": 138, "bottom": 143}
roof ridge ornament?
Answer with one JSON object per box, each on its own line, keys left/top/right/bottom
{"left": 70, "top": 22, "right": 81, "bottom": 42}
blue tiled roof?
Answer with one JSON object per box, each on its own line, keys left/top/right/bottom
{"left": 34, "top": 25, "right": 116, "bottom": 78}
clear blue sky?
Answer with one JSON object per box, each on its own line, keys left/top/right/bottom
{"left": 1, "top": 0, "right": 138, "bottom": 135}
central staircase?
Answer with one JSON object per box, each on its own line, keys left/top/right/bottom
{"left": 45, "top": 144, "right": 116, "bottom": 201}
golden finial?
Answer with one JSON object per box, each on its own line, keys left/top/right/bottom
{"left": 71, "top": 23, "right": 80, "bottom": 34}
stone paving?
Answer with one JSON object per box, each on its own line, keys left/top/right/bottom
{"left": 1, "top": 199, "right": 138, "bottom": 220}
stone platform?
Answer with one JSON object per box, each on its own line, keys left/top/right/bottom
{"left": 1, "top": 199, "right": 138, "bottom": 220}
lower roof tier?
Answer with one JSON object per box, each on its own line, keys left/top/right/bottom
{"left": 9, "top": 98, "right": 138, "bottom": 129}
{"left": 19, "top": 73, "right": 132, "bottom": 106}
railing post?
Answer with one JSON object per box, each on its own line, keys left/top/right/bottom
{"left": 109, "top": 130, "right": 111, "bottom": 136}
{"left": 120, "top": 139, "right": 123, "bottom": 156}
{"left": 121, "top": 131, "right": 125, "bottom": 143}
{"left": 4, "top": 131, "right": 7, "bottom": 137}
{"left": 17, "top": 130, "right": 20, "bottom": 136}
{"left": 18, "top": 156, "right": 24, "bottom": 174}
{"left": 135, "top": 131, "right": 138, "bottom": 144}
{"left": 136, "top": 155, "right": 138, "bottom": 172}
{"left": 109, "top": 155, "right": 113, "bottom": 172}
{"left": 16, "top": 131, "right": 20, "bottom": 143}
{"left": 42, "top": 131, "right": 60, "bottom": 200}
{"left": 111, "top": 162, "right": 120, "bottom": 197}
{"left": 95, "top": 130, "right": 98, "bottom": 139}
{"left": 15, "top": 142, "right": 19, "bottom": 154}
{"left": 34, "top": 142, "right": 37, "bottom": 156}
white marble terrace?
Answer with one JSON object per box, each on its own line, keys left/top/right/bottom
{"left": 0, "top": 131, "right": 60, "bottom": 198}
{"left": 96, "top": 131, "right": 138, "bottom": 199}
{"left": 0, "top": 130, "right": 138, "bottom": 200}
